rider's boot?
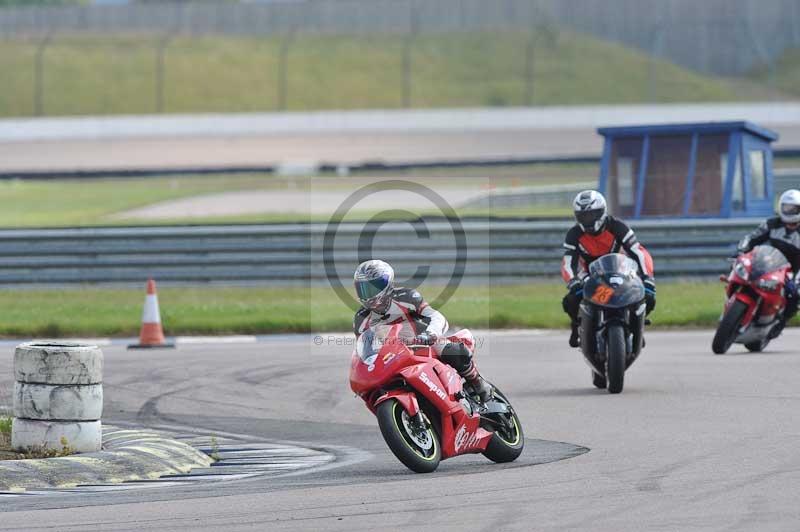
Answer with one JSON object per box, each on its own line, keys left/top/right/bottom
{"left": 569, "top": 320, "right": 580, "bottom": 348}
{"left": 440, "top": 341, "right": 492, "bottom": 402}
{"left": 772, "top": 282, "right": 798, "bottom": 339}
{"left": 461, "top": 361, "right": 492, "bottom": 403}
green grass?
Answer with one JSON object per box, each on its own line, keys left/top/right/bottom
{"left": 750, "top": 48, "right": 800, "bottom": 98}
{"left": 0, "top": 174, "right": 281, "bottom": 227}
{"left": 362, "top": 163, "right": 598, "bottom": 182}
{"left": 0, "top": 170, "right": 585, "bottom": 227}
{"left": 0, "top": 30, "right": 779, "bottom": 117}
{"left": 0, "top": 282, "right": 735, "bottom": 338}
{"left": 0, "top": 416, "right": 10, "bottom": 454}
{"left": 125, "top": 206, "right": 574, "bottom": 226}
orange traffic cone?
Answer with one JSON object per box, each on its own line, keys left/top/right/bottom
{"left": 128, "top": 279, "right": 175, "bottom": 349}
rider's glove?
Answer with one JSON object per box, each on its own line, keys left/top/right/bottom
{"left": 644, "top": 277, "right": 656, "bottom": 314}
{"left": 786, "top": 276, "right": 798, "bottom": 296}
{"left": 412, "top": 333, "right": 436, "bottom": 346}
{"left": 567, "top": 277, "right": 584, "bottom": 297}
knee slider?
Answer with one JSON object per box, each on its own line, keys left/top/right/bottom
{"left": 440, "top": 342, "right": 472, "bottom": 373}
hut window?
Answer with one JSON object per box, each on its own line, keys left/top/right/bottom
{"left": 748, "top": 151, "right": 767, "bottom": 200}
{"left": 617, "top": 158, "right": 635, "bottom": 207}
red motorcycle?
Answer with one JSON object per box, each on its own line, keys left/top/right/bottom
{"left": 712, "top": 245, "right": 792, "bottom": 354}
{"left": 349, "top": 324, "right": 523, "bottom": 473}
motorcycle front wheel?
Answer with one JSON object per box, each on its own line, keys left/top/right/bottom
{"left": 605, "top": 324, "right": 626, "bottom": 394}
{"left": 482, "top": 386, "right": 524, "bottom": 463}
{"left": 376, "top": 399, "right": 440, "bottom": 473}
{"left": 712, "top": 300, "right": 748, "bottom": 355}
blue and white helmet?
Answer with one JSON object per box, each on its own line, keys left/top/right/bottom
{"left": 779, "top": 189, "right": 800, "bottom": 225}
{"left": 354, "top": 259, "right": 395, "bottom": 313}
{"left": 573, "top": 190, "right": 608, "bottom": 235}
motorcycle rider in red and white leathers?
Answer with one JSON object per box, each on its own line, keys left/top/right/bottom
{"left": 561, "top": 190, "right": 656, "bottom": 347}
{"left": 352, "top": 259, "right": 492, "bottom": 402}
{"left": 735, "top": 189, "right": 800, "bottom": 336}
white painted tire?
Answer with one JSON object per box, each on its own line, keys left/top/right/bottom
{"left": 13, "top": 382, "right": 103, "bottom": 421}
{"left": 14, "top": 342, "right": 103, "bottom": 385}
{"left": 11, "top": 419, "right": 102, "bottom": 453}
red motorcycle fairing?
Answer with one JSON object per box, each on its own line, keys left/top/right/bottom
{"left": 399, "top": 361, "right": 493, "bottom": 458}
{"left": 722, "top": 246, "right": 791, "bottom": 331}
{"left": 725, "top": 276, "right": 789, "bottom": 327}
{"left": 349, "top": 324, "right": 493, "bottom": 460}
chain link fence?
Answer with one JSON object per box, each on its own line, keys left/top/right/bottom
{"left": 0, "top": 0, "right": 798, "bottom": 116}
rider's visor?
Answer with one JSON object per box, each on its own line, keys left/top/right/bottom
{"left": 355, "top": 275, "right": 389, "bottom": 301}
{"left": 575, "top": 208, "right": 604, "bottom": 228}
{"left": 780, "top": 203, "right": 800, "bottom": 216}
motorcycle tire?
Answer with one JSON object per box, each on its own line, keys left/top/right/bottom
{"left": 482, "top": 386, "right": 524, "bottom": 463}
{"left": 592, "top": 371, "right": 606, "bottom": 389}
{"left": 712, "top": 300, "right": 748, "bottom": 355}
{"left": 606, "top": 324, "right": 626, "bottom": 394}
{"left": 376, "top": 399, "right": 440, "bottom": 473}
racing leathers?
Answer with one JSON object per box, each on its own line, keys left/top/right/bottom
{"left": 561, "top": 216, "right": 655, "bottom": 346}
{"left": 353, "top": 287, "right": 491, "bottom": 401}
{"left": 737, "top": 216, "right": 800, "bottom": 322}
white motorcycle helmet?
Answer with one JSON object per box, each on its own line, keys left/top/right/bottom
{"left": 354, "top": 259, "right": 395, "bottom": 314}
{"left": 779, "top": 189, "right": 800, "bottom": 225}
{"left": 573, "top": 190, "right": 608, "bottom": 235}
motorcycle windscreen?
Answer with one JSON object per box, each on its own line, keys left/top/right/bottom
{"left": 588, "top": 253, "right": 639, "bottom": 278}
{"left": 356, "top": 324, "right": 408, "bottom": 365}
{"left": 585, "top": 254, "right": 645, "bottom": 308}
{"left": 749, "top": 245, "right": 790, "bottom": 279}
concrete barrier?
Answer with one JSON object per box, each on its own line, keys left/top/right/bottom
{"left": 11, "top": 342, "right": 103, "bottom": 453}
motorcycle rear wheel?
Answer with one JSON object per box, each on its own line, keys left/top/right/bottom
{"left": 376, "top": 399, "right": 440, "bottom": 473}
{"left": 712, "top": 300, "right": 748, "bottom": 355}
{"left": 606, "top": 324, "right": 626, "bottom": 394}
{"left": 482, "top": 386, "right": 524, "bottom": 463}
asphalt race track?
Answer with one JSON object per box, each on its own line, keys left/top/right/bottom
{"left": 1, "top": 328, "right": 799, "bottom": 531}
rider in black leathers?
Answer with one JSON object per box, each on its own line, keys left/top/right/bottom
{"left": 736, "top": 189, "right": 800, "bottom": 329}
{"left": 561, "top": 190, "right": 656, "bottom": 347}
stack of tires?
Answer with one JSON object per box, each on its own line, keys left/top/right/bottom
{"left": 11, "top": 342, "right": 104, "bottom": 453}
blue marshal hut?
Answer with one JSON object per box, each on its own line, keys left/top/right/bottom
{"left": 597, "top": 121, "right": 778, "bottom": 219}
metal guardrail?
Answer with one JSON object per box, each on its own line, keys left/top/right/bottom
{"left": 0, "top": 219, "right": 759, "bottom": 285}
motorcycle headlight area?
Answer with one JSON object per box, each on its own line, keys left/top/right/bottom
{"left": 733, "top": 262, "right": 749, "bottom": 280}
{"left": 756, "top": 278, "right": 780, "bottom": 291}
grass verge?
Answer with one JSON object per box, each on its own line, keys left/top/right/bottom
{"left": 0, "top": 174, "right": 279, "bottom": 227}
{"left": 0, "top": 282, "right": 734, "bottom": 339}
{"left": 750, "top": 48, "right": 800, "bottom": 98}
{"left": 0, "top": 171, "right": 583, "bottom": 227}
{"left": 0, "top": 30, "right": 779, "bottom": 117}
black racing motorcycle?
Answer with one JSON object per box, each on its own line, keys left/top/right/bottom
{"left": 578, "top": 253, "right": 647, "bottom": 394}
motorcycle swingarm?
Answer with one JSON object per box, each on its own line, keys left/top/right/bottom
{"left": 479, "top": 399, "right": 510, "bottom": 416}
